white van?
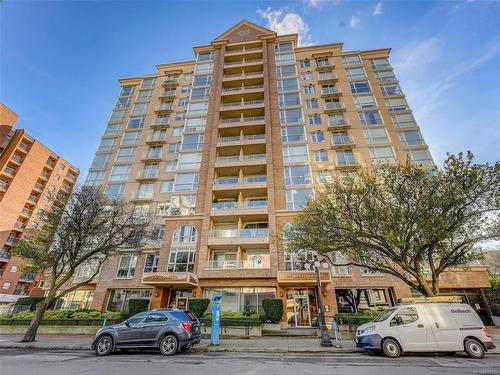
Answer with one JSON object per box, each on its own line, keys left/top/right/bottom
{"left": 355, "top": 302, "right": 495, "bottom": 359}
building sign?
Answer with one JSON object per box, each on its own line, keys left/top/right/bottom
{"left": 142, "top": 272, "right": 198, "bottom": 287}
{"left": 278, "top": 271, "right": 331, "bottom": 285}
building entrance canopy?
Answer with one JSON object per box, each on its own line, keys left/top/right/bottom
{"left": 277, "top": 271, "right": 331, "bottom": 286}
{"left": 141, "top": 272, "right": 198, "bottom": 288}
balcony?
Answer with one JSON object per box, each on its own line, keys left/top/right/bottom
{"left": 5, "top": 235, "right": 19, "bottom": 246}
{"left": 2, "top": 166, "right": 16, "bottom": 178}
{"left": 218, "top": 115, "right": 265, "bottom": 128}
{"left": 212, "top": 175, "right": 267, "bottom": 192}
{"left": 65, "top": 173, "right": 77, "bottom": 183}
{"left": 159, "top": 90, "right": 176, "bottom": 99}
{"left": 324, "top": 101, "right": 345, "bottom": 113}
{"left": 222, "top": 84, "right": 264, "bottom": 95}
{"left": 20, "top": 207, "right": 33, "bottom": 218}
{"left": 141, "top": 151, "right": 163, "bottom": 162}
{"left": 60, "top": 183, "right": 73, "bottom": 193}
{"left": 318, "top": 73, "right": 338, "bottom": 83}
{"left": 208, "top": 228, "right": 269, "bottom": 246}
{"left": 27, "top": 194, "right": 39, "bottom": 204}
{"left": 0, "top": 251, "right": 11, "bottom": 262}
{"left": 155, "top": 103, "right": 173, "bottom": 114}
{"left": 46, "top": 159, "right": 56, "bottom": 169}
{"left": 316, "top": 62, "right": 334, "bottom": 71}
{"left": 40, "top": 170, "right": 50, "bottom": 180}
{"left": 162, "top": 78, "right": 179, "bottom": 87}
{"left": 17, "top": 142, "right": 31, "bottom": 153}
{"left": 32, "top": 182, "right": 45, "bottom": 193}
{"left": 13, "top": 288, "right": 30, "bottom": 296}
{"left": 206, "top": 259, "right": 268, "bottom": 270}
{"left": 13, "top": 221, "right": 26, "bottom": 232}
{"left": 215, "top": 153, "right": 266, "bottom": 166}
{"left": 146, "top": 133, "right": 167, "bottom": 144}
{"left": 332, "top": 135, "right": 355, "bottom": 149}
{"left": 0, "top": 179, "right": 8, "bottom": 192}
{"left": 151, "top": 118, "right": 170, "bottom": 128}
{"left": 223, "top": 71, "right": 263, "bottom": 81}
{"left": 19, "top": 273, "right": 35, "bottom": 283}
{"left": 211, "top": 200, "right": 268, "bottom": 216}
{"left": 321, "top": 87, "right": 341, "bottom": 97}
{"left": 336, "top": 155, "right": 360, "bottom": 169}
{"left": 225, "top": 46, "right": 263, "bottom": 56}
{"left": 217, "top": 134, "right": 266, "bottom": 146}
{"left": 224, "top": 58, "right": 263, "bottom": 67}
{"left": 328, "top": 118, "right": 350, "bottom": 130}
{"left": 137, "top": 169, "right": 159, "bottom": 180}
{"left": 220, "top": 99, "right": 264, "bottom": 110}
{"left": 10, "top": 154, "right": 23, "bottom": 166}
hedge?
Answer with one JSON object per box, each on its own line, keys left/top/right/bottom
{"left": 335, "top": 311, "right": 381, "bottom": 325}
{"left": 202, "top": 311, "right": 263, "bottom": 327}
{"left": 189, "top": 299, "right": 210, "bottom": 318}
{"left": 128, "top": 299, "right": 150, "bottom": 316}
{"left": 0, "top": 309, "right": 124, "bottom": 322}
{"left": 262, "top": 299, "right": 283, "bottom": 323}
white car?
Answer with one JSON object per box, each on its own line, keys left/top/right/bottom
{"left": 355, "top": 302, "right": 495, "bottom": 359}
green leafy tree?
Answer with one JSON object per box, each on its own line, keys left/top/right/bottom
{"left": 13, "top": 186, "right": 151, "bottom": 342}
{"left": 286, "top": 152, "right": 499, "bottom": 297}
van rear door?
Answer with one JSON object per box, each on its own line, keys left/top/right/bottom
{"left": 426, "top": 304, "right": 462, "bottom": 351}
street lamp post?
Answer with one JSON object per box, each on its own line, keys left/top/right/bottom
{"left": 305, "top": 256, "right": 333, "bottom": 347}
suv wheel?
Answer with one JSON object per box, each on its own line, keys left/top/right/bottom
{"left": 95, "top": 335, "right": 113, "bottom": 356}
{"left": 382, "top": 338, "right": 401, "bottom": 358}
{"left": 464, "top": 338, "right": 485, "bottom": 359}
{"left": 160, "top": 335, "right": 178, "bottom": 356}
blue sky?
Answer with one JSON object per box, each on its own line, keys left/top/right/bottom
{"left": 2, "top": 0, "right": 499, "bottom": 180}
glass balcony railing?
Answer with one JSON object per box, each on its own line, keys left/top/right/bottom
{"left": 222, "top": 84, "right": 264, "bottom": 93}
{"left": 212, "top": 201, "right": 268, "bottom": 210}
{"left": 214, "top": 175, "right": 267, "bottom": 185}
{"left": 215, "top": 154, "right": 266, "bottom": 163}
{"left": 206, "top": 259, "right": 267, "bottom": 269}
{"left": 208, "top": 228, "right": 269, "bottom": 238}
{"left": 0, "top": 251, "right": 11, "bottom": 261}
{"left": 221, "top": 99, "right": 264, "bottom": 108}
{"left": 219, "top": 115, "right": 265, "bottom": 124}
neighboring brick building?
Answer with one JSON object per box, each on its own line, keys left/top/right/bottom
{"left": 0, "top": 104, "right": 79, "bottom": 304}
{"left": 71, "top": 20, "right": 491, "bottom": 325}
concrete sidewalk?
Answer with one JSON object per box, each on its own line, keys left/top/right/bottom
{"left": 0, "top": 330, "right": 498, "bottom": 354}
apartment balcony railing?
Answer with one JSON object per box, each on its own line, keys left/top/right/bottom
{"left": 19, "top": 273, "right": 35, "bottom": 282}
{"left": 155, "top": 104, "right": 174, "bottom": 113}
{"left": 223, "top": 71, "right": 263, "bottom": 80}
{"left": 224, "top": 58, "right": 263, "bottom": 66}
{"left": 206, "top": 259, "right": 267, "bottom": 269}
{"left": 211, "top": 201, "right": 268, "bottom": 210}
{"left": 336, "top": 156, "right": 359, "bottom": 167}
{"left": 5, "top": 236, "right": 19, "bottom": 246}
{"left": 218, "top": 134, "right": 266, "bottom": 144}
{"left": 213, "top": 175, "right": 267, "bottom": 185}
{"left": 14, "top": 221, "right": 26, "bottom": 231}
{"left": 21, "top": 207, "right": 33, "bottom": 217}
{"left": 27, "top": 194, "right": 39, "bottom": 204}
{"left": 0, "top": 251, "right": 11, "bottom": 262}
{"left": 46, "top": 159, "right": 56, "bottom": 169}
{"left": 3, "top": 166, "right": 16, "bottom": 177}
{"left": 13, "top": 289, "right": 30, "bottom": 296}
{"left": 221, "top": 99, "right": 264, "bottom": 108}
{"left": 0, "top": 179, "right": 8, "bottom": 191}
{"left": 318, "top": 73, "right": 338, "bottom": 82}
{"left": 142, "top": 151, "right": 163, "bottom": 161}
{"left": 328, "top": 118, "right": 350, "bottom": 129}
{"left": 321, "top": 87, "right": 341, "bottom": 96}
{"left": 208, "top": 228, "right": 269, "bottom": 238}
{"left": 162, "top": 78, "right": 179, "bottom": 86}
{"left": 225, "top": 46, "right": 262, "bottom": 55}
{"left": 332, "top": 135, "right": 355, "bottom": 147}
{"left": 147, "top": 134, "right": 167, "bottom": 143}
{"left": 222, "top": 84, "right": 264, "bottom": 93}
{"left": 18, "top": 142, "right": 31, "bottom": 153}
{"left": 40, "top": 170, "right": 50, "bottom": 180}
{"left": 33, "top": 182, "right": 45, "bottom": 193}
{"left": 159, "top": 90, "right": 176, "bottom": 98}
{"left": 219, "top": 115, "right": 265, "bottom": 125}
{"left": 60, "top": 183, "right": 72, "bottom": 192}
{"left": 10, "top": 154, "right": 23, "bottom": 165}
{"left": 65, "top": 173, "right": 77, "bottom": 183}
{"left": 215, "top": 153, "right": 266, "bottom": 164}
{"left": 137, "top": 170, "right": 159, "bottom": 179}
{"left": 324, "top": 102, "right": 345, "bottom": 112}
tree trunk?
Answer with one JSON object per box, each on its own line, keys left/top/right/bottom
{"left": 21, "top": 291, "right": 56, "bottom": 342}
{"left": 431, "top": 274, "right": 440, "bottom": 296}
{"left": 416, "top": 274, "right": 435, "bottom": 297}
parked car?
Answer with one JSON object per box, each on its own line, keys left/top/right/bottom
{"left": 355, "top": 302, "right": 495, "bottom": 359}
{"left": 92, "top": 308, "right": 201, "bottom": 356}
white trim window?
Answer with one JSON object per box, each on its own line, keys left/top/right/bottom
{"left": 109, "top": 165, "right": 131, "bottom": 181}
{"left": 407, "top": 149, "right": 434, "bottom": 166}
{"left": 116, "top": 254, "right": 137, "bottom": 277}
{"left": 282, "top": 144, "right": 308, "bottom": 163}
{"left": 144, "top": 252, "right": 160, "bottom": 273}
{"left": 369, "top": 147, "right": 397, "bottom": 164}
{"left": 398, "top": 130, "right": 424, "bottom": 146}
{"left": 363, "top": 128, "right": 389, "bottom": 144}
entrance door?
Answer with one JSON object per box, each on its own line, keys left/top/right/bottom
{"left": 294, "top": 295, "right": 311, "bottom": 327}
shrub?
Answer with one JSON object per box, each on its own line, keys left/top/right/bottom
{"left": 189, "top": 299, "right": 210, "bottom": 318}
{"left": 202, "top": 311, "right": 263, "bottom": 326}
{"left": 71, "top": 310, "right": 102, "bottom": 320}
{"left": 100, "top": 311, "right": 123, "bottom": 321}
{"left": 335, "top": 312, "right": 377, "bottom": 325}
{"left": 14, "top": 297, "right": 45, "bottom": 311}
{"left": 43, "top": 310, "right": 69, "bottom": 319}
{"left": 127, "top": 299, "right": 150, "bottom": 316}
{"left": 12, "top": 310, "right": 34, "bottom": 320}
{"left": 262, "top": 299, "right": 283, "bottom": 323}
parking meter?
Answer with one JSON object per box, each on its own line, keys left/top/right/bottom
{"left": 211, "top": 295, "right": 222, "bottom": 346}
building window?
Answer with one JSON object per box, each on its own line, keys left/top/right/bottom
{"left": 85, "top": 171, "right": 104, "bottom": 186}
{"left": 197, "top": 51, "right": 214, "bottom": 62}
{"left": 104, "top": 184, "right": 125, "bottom": 200}
{"left": 168, "top": 248, "right": 196, "bottom": 272}
{"left": 127, "top": 117, "right": 145, "bottom": 129}
{"left": 151, "top": 225, "right": 165, "bottom": 241}
{"left": 115, "top": 97, "right": 130, "bottom": 109}
{"left": 407, "top": 149, "right": 434, "bottom": 166}
{"left": 276, "top": 65, "right": 297, "bottom": 78}
{"left": 116, "top": 147, "right": 136, "bottom": 162}
{"left": 168, "top": 143, "right": 181, "bottom": 153}
{"left": 277, "top": 78, "right": 299, "bottom": 92}
{"left": 385, "top": 98, "right": 409, "bottom": 112}
{"left": 172, "top": 224, "right": 197, "bottom": 243}
{"left": 316, "top": 57, "right": 330, "bottom": 67}
{"left": 116, "top": 254, "right": 138, "bottom": 277}
{"left": 310, "top": 131, "right": 325, "bottom": 143}
{"left": 364, "top": 128, "right": 389, "bottom": 144}
{"left": 98, "top": 138, "right": 115, "bottom": 152}
{"left": 181, "top": 85, "right": 191, "bottom": 94}
{"left": 304, "top": 85, "right": 315, "bottom": 94}
{"left": 342, "top": 55, "right": 362, "bottom": 66}
{"left": 181, "top": 134, "right": 204, "bottom": 151}
{"left": 121, "top": 131, "right": 141, "bottom": 145}
{"left": 90, "top": 153, "right": 111, "bottom": 169}
{"left": 370, "top": 58, "right": 391, "bottom": 70}
{"left": 192, "top": 74, "right": 212, "bottom": 87}
{"left": 281, "top": 126, "right": 306, "bottom": 143}
{"left": 285, "top": 166, "right": 311, "bottom": 186}
{"left": 392, "top": 113, "right": 417, "bottom": 128}
{"left": 132, "top": 103, "right": 148, "bottom": 116}
{"left": 178, "top": 98, "right": 189, "bottom": 107}
{"left": 306, "top": 99, "right": 319, "bottom": 109}
{"left": 345, "top": 67, "right": 366, "bottom": 80}
{"left": 137, "top": 90, "right": 152, "bottom": 101}
{"left": 279, "top": 92, "right": 301, "bottom": 108}
{"left": 283, "top": 144, "right": 308, "bottom": 163}
{"left": 107, "top": 289, "right": 152, "bottom": 312}
{"left": 331, "top": 252, "right": 351, "bottom": 275}
{"left": 165, "top": 160, "right": 177, "bottom": 172}
{"left": 141, "top": 78, "right": 155, "bottom": 88}
{"left": 109, "top": 110, "right": 126, "bottom": 123}
{"left": 109, "top": 165, "right": 131, "bottom": 181}
{"left": 144, "top": 252, "right": 159, "bottom": 273}
{"left": 299, "top": 59, "right": 310, "bottom": 68}
{"left": 173, "top": 172, "right": 199, "bottom": 192}
{"left": 104, "top": 123, "right": 120, "bottom": 136}
{"left": 354, "top": 95, "right": 377, "bottom": 109}
{"left": 308, "top": 114, "right": 321, "bottom": 125}
{"left": 133, "top": 204, "right": 150, "bottom": 218}
{"left": 280, "top": 108, "right": 304, "bottom": 124}
{"left": 157, "top": 195, "right": 196, "bottom": 216}
{"left": 380, "top": 84, "right": 402, "bottom": 96}
{"left": 359, "top": 111, "right": 383, "bottom": 126}
{"left": 54, "top": 290, "right": 94, "bottom": 311}
{"left": 160, "top": 180, "right": 174, "bottom": 193}
{"left": 178, "top": 152, "right": 201, "bottom": 170}
{"left": 137, "top": 183, "right": 154, "bottom": 199}
{"left": 2, "top": 282, "right": 11, "bottom": 290}
{"left": 120, "top": 86, "right": 134, "bottom": 96}
{"left": 376, "top": 70, "right": 397, "bottom": 82}
{"left": 301, "top": 72, "right": 313, "bottom": 81}
{"left": 204, "top": 288, "right": 276, "bottom": 314}
{"left": 317, "top": 169, "right": 333, "bottom": 183}
{"left": 398, "top": 131, "right": 424, "bottom": 146}
{"left": 286, "top": 188, "right": 312, "bottom": 210}
{"left": 10, "top": 265, "right": 18, "bottom": 273}
{"left": 172, "top": 127, "right": 183, "bottom": 137}
{"left": 275, "top": 53, "right": 295, "bottom": 65}
{"left": 314, "top": 150, "right": 328, "bottom": 162}
{"left": 350, "top": 81, "right": 371, "bottom": 94}
{"left": 175, "top": 111, "right": 187, "bottom": 121}
{"left": 336, "top": 150, "right": 357, "bottom": 166}
{"left": 369, "top": 147, "right": 397, "bottom": 164}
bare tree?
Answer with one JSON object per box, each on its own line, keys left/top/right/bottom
{"left": 13, "top": 186, "right": 151, "bottom": 342}
{"left": 286, "top": 152, "right": 499, "bottom": 297}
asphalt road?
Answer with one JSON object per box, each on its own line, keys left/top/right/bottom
{"left": 0, "top": 349, "right": 498, "bottom": 375}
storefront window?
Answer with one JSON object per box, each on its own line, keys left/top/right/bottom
{"left": 106, "top": 289, "right": 152, "bottom": 312}
{"left": 204, "top": 287, "right": 276, "bottom": 314}
{"left": 54, "top": 290, "right": 94, "bottom": 311}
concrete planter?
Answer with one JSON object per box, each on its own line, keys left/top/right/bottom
{"left": 262, "top": 323, "right": 281, "bottom": 331}
{"left": 201, "top": 325, "right": 262, "bottom": 337}
{"left": 0, "top": 325, "right": 100, "bottom": 335}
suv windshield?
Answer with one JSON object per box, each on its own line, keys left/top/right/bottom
{"left": 373, "top": 308, "right": 397, "bottom": 322}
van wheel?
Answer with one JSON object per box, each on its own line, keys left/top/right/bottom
{"left": 382, "top": 338, "right": 401, "bottom": 358}
{"left": 95, "top": 335, "right": 113, "bottom": 356}
{"left": 464, "top": 339, "right": 485, "bottom": 359}
{"left": 159, "top": 335, "right": 178, "bottom": 356}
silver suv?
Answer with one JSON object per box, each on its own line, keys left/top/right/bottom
{"left": 92, "top": 309, "right": 201, "bottom": 356}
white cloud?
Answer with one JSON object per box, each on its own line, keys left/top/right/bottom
{"left": 304, "top": 0, "right": 323, "bottom": 7}
{"left": 393, "top": 37, "right": 442, "bottom": 74}
{"left": 349, "top": 15, "right": 360, "bottom": 29}
{"left": 258, "top": 8, "right": 312, "bottom": 46}
{"left": 373, "top": 2, "right": 383, "bottom": 16}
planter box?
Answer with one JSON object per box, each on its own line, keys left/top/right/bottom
{"left": 262, "top": 323, "right": 281, "bottom": 331}
{"left": 0, "top": 325, "right": 100, "bottom": 335}
{"left": 201, "top": 325, "right": 262, "bottom": 337}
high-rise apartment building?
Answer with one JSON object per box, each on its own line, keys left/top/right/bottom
{"left": 80, "top": 21, "right": 491, "bottom": 325}
{"left": 0, "top": 104, "right": 79, "bottom": 303}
